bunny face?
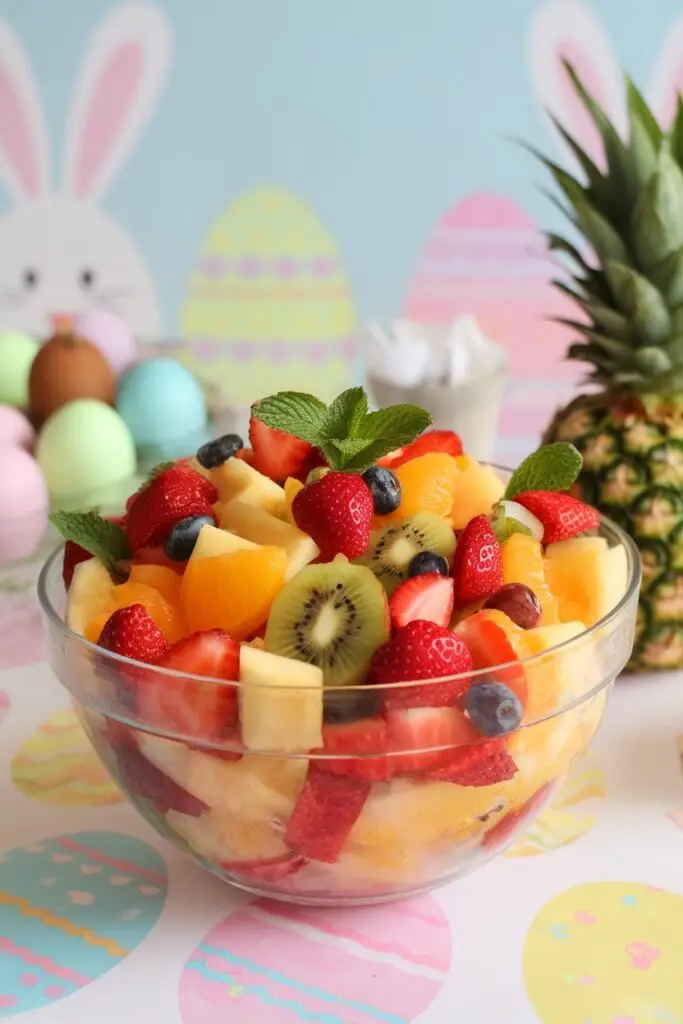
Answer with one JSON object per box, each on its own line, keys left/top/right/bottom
{"left": 0, "top": 4, "right": 172, "bottom": 342}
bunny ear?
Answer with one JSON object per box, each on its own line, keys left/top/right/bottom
{"left": 648, "top": 15, "right": 683, "bottom": 129}
{"left": 62, "top": 2, "right": 171, "bottom": 200}
{"left": 528, "top": 0, "right": 627, "bottom": 171}
{"left": 0, "top": 20, "right": 49, "bottom": 200}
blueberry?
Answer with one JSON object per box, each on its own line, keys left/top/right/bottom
{"left": 409, "top": 550, "right": 449, "bottom": 577}
{"left": 196, "top": 433, "right": 244, "bottom": 469}
{"left": 362, "top": 466, "right": 401, "bottom": 515}
{"left": 164, "top": 515, "right": 215, "bottom": 561}
{"left": 465, "top": 681, "right": 523, "bottom": 737}
{"left": 323, "top": 688, "right": 381, "bottom": 723}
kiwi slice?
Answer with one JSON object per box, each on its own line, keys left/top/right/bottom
{"left": 265, "top": 561, "right": 389, "bottom": 687}
{"left": 357, "top": 510, "right": 456, "bottom": 595}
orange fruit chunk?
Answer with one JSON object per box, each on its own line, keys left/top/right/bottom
{"left": 113, "top": 581, "right": 187, "bottom": 643}
{"left": 129, "top": 563, "right": 183, "bottom": 607}
{"left": 501, "top": 533, "right": 561, "bottom": 625}
{"left": 84, "top": 612, "right": 111, "bottom": 644}
{"left": 381, "top": 453, "right": 460, "bottom": 523}
{"left": 181, "top": 546, "right": 288, "bottom": 640}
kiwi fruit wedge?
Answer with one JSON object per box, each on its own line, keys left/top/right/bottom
{"left": 265, "top": 560, "right": 390, "bottom": 687}
{"left": 356, "top": 510, "right": 456, "bottom": 595}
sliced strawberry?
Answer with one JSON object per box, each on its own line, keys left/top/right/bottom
{"left": 369, "top": 620, "right": 472, "bottom": 708}
{"left": 63, "top": 540, "right": 93, "bottom": 589}
{"left": 385, "top": 706, "right": 478, "bottom": 775}
{"left": 452, "top": 515, "right": 503, "bottom": 604}
{"left": 136, "top": 630, "right": 240, "bottom": 742}
{"left": 379, "top": 429, "right": 463, "bottom": 469}
{"left": 221, "top": 852, "right": 308, "bottom": 880}
{"left": 132, "top": 546, "right": 186, "bottom": 574}
{"left": 126, "top": 466, "right": 218, "bottom": 550}
{"left": 482, "top": 781, "right": 555, "bottom": 848}
{"left": 389, "top": 573, "right": 455, "bottom": 631}
{"left": 99, "top": 605, "right": 168, "bottom": 664}
{"left": 515, "top": 491, "right": 600, "bottom": 544}
{"left": 112, "top": 735, "right": 208, "bottom": 817}
{"left": 236, "top": 447, "right": 256, "bottom": 466}
{"left": 249, "top": 415, "right": 314, "bottom": 482}
{"left": 425, "top": 740, "right": 517, "bottom": 786}
{"left": 313, "top": 717, "right": 391, "bottom": 782}
{"left": 292, "top": 471, "right": 373, "bottom": 560}
{"left": 455, "top": 610, "right": 528, "bottom": 706}
{"left": 285, "top": 766, "right": 371, "bottom": 863}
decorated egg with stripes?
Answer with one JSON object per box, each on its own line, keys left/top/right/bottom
{"left": 0, "top": 831, "right": 167, "bottom": 1016}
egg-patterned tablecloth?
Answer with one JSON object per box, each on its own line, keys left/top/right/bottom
{"left": 2, "top": 554, "right": 683, "bottom": 1024}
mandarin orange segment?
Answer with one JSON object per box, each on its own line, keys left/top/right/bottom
{"left": 84, "top": 612, "right": 111, "bottom": 644}
{"left": 181, "top": 546, "right": 288, "bottom": 640}
{"left": 381, "top": 453, "right": 460, "bottom": 522}
{"left": 113, "top": 581, "right": 188, "bottom": 643}
{"left": 129, "top": 564, "right": 183, "bottom": 607}
{"left": 501, "top": 533, "right": 561, "bottom": 626}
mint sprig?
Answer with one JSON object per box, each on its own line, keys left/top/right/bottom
{"left": 253, "top": 388, "right": 432, "bottom": 471}
{"left": 49, "top": 510, "right": 130, "bottom": 574}
{"left": 504, "top": 442, "right": 583, "bottom": 500}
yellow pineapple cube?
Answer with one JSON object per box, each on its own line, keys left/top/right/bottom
{"left": 450, "top": 462, "right": 505, "bottom": 529}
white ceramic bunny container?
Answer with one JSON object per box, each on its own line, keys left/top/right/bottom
{"left": 0, "top": 2, "right": 171, "bottom": 341}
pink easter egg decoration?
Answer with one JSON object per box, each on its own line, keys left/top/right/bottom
{"left": 0, "top": 405, "right": 35, "bottom": 450}
{"left": 0, "top": 446, "right": 48, "bottom": 563}
{"left": 75, "top": 308, "right": 138, "bottom": 377}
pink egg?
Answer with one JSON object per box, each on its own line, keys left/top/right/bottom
{"left": 75, "top": 308, "right": 138, "bottom": 376}
{"left": 0, "top": 404, "right": 35, "bottom": 450}
{"left": 179, "top": 895, "right": 451, "bottom": 1024}
{"left": 0, "top": 445, "right": 49, "bottom": 562}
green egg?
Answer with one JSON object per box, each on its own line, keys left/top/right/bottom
{"left": 0, "top": 330, "right": 39, "bottom": 408}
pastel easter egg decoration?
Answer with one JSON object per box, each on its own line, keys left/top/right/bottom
{"left": 28, "top": 329, "right": 116, "bottom": 425}
{"left": 75, "top": 308, "right": 138, "bottom": 376}
{"left": 116, "top": 357, "right": 208, "bottom": 468}
{"left": 0, "top": 689, "right": 10, "bottom": 727}
{"left": 0, "top": 405, "right": 35, "bottom": 450}
{"left": 0, "top": 831, "right": 167, "bottom": 1016}
{"left": 10, "top": 707, "right": 124, "bottom": 807}
{"left": 35, "top": 399, "right": 137, "bottom": 508}
{"left": 523, "top": 881, "right": 683, "bottom": 1023}
{"left": 0, "top": 330, "right": 39, "bottom": 409}
{"left": 179, "top": 894, "right": 450, "bottom": 1024}
{"left": 180, "top": 185, "right": 356, "bottom": 412}
{"left": 0, "top": 445, "right": 48, "bottom": 562}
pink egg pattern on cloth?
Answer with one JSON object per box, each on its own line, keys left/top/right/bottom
{"left": 0, "top": 831, "right": 167, "bottom": 1016}
{"left": 523, "top": 881, "right": 683, "bottom": 1023}
{"left": 179, "top": 895, "right": 450, "bottom": 1024}
{"left": 0, "top": 689, "right": 9, "bottom": 727}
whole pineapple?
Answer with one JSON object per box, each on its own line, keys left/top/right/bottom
{"left": 537, "top": 62, "right": 683, "bottom": 670}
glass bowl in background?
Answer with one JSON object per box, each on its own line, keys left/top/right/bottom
{"left": 37, "top": 511, "right": 640, "bottom": 906}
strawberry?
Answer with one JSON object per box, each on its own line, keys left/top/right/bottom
{"left": 514, "top": 491, "right": 600, "bottom": 544}
{"left": 424, "top": 740, "right": 518, "bottom": 787}
{"left": 221, "top": 852, "right": 307, "bottom": 881}
{"left": 313, "top": 717, "right": 391, "bottom": 782}
{"left": 452, "top": 515, "right": 503, "bottom": 604}
{"left": 285, "top": 766, "right": 371, "bottom": 863}
{"left": 455, "top": 610, "right": 528, "bottom": 706}
{"left": 62, "top": 540, "right": 93, "bottom": 589}
{"left": 125, "top": 467, "right": 218, "bottom": 551}
{"left": 378, "top": 429, "right": 463, "bottom": 469}
{"left": 482, "top": 781, "right": 554, "bottom": 849}
{"left": 136, "top": 630, "right": 240, "bottom": 741}
{"left": 249, "top": 415, "right": 314, "bottom": 482}
{"left": 369, "top": 620, "right": 473, "bottom": 708}
{"left": 385, "top": 706, "right": 478, "bottom": 775}
{"left": 292, "top": 471, "right": 373, "bottom": 560}
{"left": 111, "top": 734, "right": 209, "bottom": 817}
{"left": 99, "top": 605, "right": 168, "bottom": 664}
{"left": 389, "top": 573, "right": 455, "bottom": 631}
{"left": 126, "top": 465, "right": 216, "bottom": 513}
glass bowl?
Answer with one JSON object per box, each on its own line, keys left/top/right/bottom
{"left": 38, "top": 513, "right": 640, "bottom": 906}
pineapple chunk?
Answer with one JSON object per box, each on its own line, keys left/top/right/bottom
{"left": 544, "top": 536, "right": 621, "bottom": 626}
{"left": 281, "top": 476, "right": 305, "bottom": 524}
{"left": 239, "top": 646, "right": 323, "bottom": 753}
{"left": 191, "top": 523, "right": 259, "bottom": 561}
{"left": 501, "top": 533, "right": 561, "bottom": 625}
{"left": 212, "top": 458, "right": 286, "bottom": 516}
{"left": 220, "top": 499, "right": 319, "bottom": 580}
{"left": 450, "top": 462, "right": 505, "bottom": 529}
{"left": 167, "top": 808, "right": 290, "bottom": 863}
{"left": 66, "top": 558, "right": 116, "bottom": 637}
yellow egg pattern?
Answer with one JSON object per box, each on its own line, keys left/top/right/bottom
{"left": 524, "top": 882, "right": 683, "bottom": 1024}
{"left": 10, "top": 707, "right": 123, "bottom": 806}
{"left": 180, "top": 185, "right": 356, "bottom": 407}
{"left": 505, "top": 754, "right": 607, "bottom": 857}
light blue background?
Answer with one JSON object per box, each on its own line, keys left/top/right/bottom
{"left": 0, "top": 0, "right": 678, "bottom": 329}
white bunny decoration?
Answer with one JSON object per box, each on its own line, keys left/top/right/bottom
{"left": 0, "top": 2, "right": 172, "bottom": 340}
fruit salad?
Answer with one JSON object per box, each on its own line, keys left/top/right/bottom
{"left": 43, "top": 387, "right": 638, "bottom": 903}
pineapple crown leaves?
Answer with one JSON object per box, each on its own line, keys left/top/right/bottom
{"left": 252, "top": 387, "right": 432, "bottom": 472}
{"left": 527, "top": 59, "right": 683, "bottom": 395}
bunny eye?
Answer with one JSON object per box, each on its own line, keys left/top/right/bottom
{"left": 80, "top": 268, "right": 96, "bottom": 289}
{"left": 23, "top": 268, "right": 38, "bottom": 289}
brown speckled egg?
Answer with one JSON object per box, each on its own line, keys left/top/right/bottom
{"left": 29, "top": 330, "right": 116, "bottom": 424}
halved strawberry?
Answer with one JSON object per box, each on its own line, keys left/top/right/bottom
{"left": 369, "top": 620, "right": 472, "bottom": 708}
{"left": 285, "top": 766, "right": 371, "bottom": 863}
{"left": 136, "top": 630, "right": 240, "bottom": 741}
{"left": 455, "top": 610, "right": 528, "bottom": 706}
{"left": 99, "top": 605, "right": 169, "bottom": 664}
{"left": 378, "top": 429, "right": 463, "bottom": 469}
{"left": 385, "top": 706, "right": 478, "bottom": 775}
{"left": 425, "top": 739, "right": 518, "bottom": 786}
{"left": 452, "top": 515, "right": 503, "bottom": 604}
{"left": 126, "top": 467, "right": 218, "bottom": 550}
{"left": 313, "top": 717, "right": 391, "bottom": 782}
{"left": 389, "top": 573, "right": 455, "bottom": 631}
{"left": 482, "top": 780, "right": 555, "bottom": 848}
{"left": 514, "top": 491, "right": 600, "bottom": 544}
{"left": 249, "top": 415, "right": 314, "bottom": 482}
{"left": 221, "top": 852, "right": 308, "bottom": 881}
{"left": 112, "top": 734, "right": 209, "bottom": 817}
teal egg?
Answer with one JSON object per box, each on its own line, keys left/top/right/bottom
{"left": 0, "top": 831, "right": 167, "bottom": 1016}
{"left": 116, "top": 358, "right": 208, "bottom": 465}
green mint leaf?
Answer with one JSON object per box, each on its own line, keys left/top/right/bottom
{"left": 357, "top": 405, "right": 433, "bottom": 448}
{"left": 341, "top": 437, "right": 408, "bottom": 471}
{"left": 329, "top": 437, "right": 373, "bottom": 459}
{"left": 252, "top": 392, "right": 327, "bottom": 446}
{"left": 49, "top": 511, "right": 130, "bottom": 573}
{"left": 504, "top": 442, "right": 583, "bottom": 500}
{"left": 324, "top": 387, "right": 368, "bottom": 439}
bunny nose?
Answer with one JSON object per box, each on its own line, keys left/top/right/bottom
{"left": 50, "top": 312, "right": 74, "bottom": 332}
